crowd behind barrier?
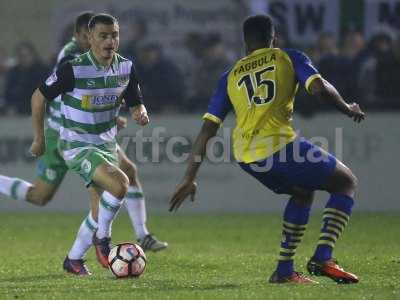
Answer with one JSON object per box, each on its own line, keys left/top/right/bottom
{"left": 1, "top": 17, "right": 400, "bottom": 117}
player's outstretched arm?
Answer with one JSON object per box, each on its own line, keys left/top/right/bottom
{"left": 309, "top": 78, "right": 365, "bottom": 123}
{"left": 30, "top": 88, "right": 47, "bottom": 157}
{"left": 169, "top": 120, "right": 220, "bottom": 212}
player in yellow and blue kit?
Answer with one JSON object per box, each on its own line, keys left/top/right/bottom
{"left": 169, "top": 15, "right": 365, "bottom": 284}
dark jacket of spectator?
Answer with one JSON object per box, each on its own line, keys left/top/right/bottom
{"left": 136, "top": 43, "right": 185, "bottom": 113}
{"left": 318, "top": 54, "right": 354, "bottom": 100}
{"left": 188, "top": 33, "right": 231, "bottom": 111}
{"left": 5, "top": 42, "right": 48, "bottom": 115}
{"left": 120, "top": 18, "right": 148, "bottom": 61}
{"left": 375, "top": 49, "right": 400, "bottom": 105}
{"left": 358, "top": 32, "right": 400, "bottom": 108}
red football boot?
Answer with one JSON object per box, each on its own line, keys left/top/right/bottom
{"left": 307, "top": 258, "right": 359, "bottom": 284}
{"left": 92, "top": 233, "right": 112, "bottom": 268}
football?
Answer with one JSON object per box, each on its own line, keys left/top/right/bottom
{"left": 108, "top": 243, "right": 147, "bottom": 278}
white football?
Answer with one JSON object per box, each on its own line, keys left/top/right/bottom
{"left": 108, "top": 243, "right": 147, "bottom": 278}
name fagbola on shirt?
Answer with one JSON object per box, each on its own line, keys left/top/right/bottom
{"left": 233, "top": 54, "right": 276, "bottom": 76}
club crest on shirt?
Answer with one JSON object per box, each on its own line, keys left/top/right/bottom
{"left": 46, "top": 168, "right": 57, "bottom": 181}
{"left": 117, "top": 75, "right": 129, "bottom": 87}
{"left": 81, "top": 159, "right": 92, "bottom": 174}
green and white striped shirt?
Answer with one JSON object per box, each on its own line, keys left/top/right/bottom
{"left": 40, "top": 50, "right": 143, "bottom": 161}
{"left": 48, "top": 39, "right": 83, "bottom": 131}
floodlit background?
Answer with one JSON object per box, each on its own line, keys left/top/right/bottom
{"left": 0, "top": 0, "right": 399, "bottom": 212}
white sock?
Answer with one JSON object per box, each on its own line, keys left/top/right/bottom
{"left": 97, "top": 191, "right": 122, "bottom": 239}
{"left": 68, "top": 211, "right": 98, "bottom": 260}
{"left": 124, "top": 186, "right": 149, "bottom": 240}
{"left": 0, "top": 175, "right": 32, "bottom": 201}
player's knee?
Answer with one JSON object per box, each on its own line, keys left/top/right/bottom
{"left": 335, "top": 170, "right": 358, "bottom": 197}
{"left": 291, "top": 188, "right": 314, "bottom": 207}
{"left": 114, "top": 182, "right": 129, "bottom": 200}
{"left": 113, "top": 175, "right": 129, "bottom": 200}
{"left": 347, "top": 171, "right": 358, "bottom": 194}
{"left": 124, "top": 161, "right": 138, "bottom": 184}
{"left": 27, "top": 188, "right": 53, "bottom": 206}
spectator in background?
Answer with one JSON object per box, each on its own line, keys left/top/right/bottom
{"left": 358, "top": 31, "right": 400, "bottom": 108}
{"left": 47, "top": 22, "right": 76, "bottom": 68}
{"left": 136, "top": 43, "right": 185, "bottom": 113}
{"left": 59, "top": 22, "right": 75, "bottom": 50}
{"left": 184, "top": 32, "right": 206, "bottom": 60}
{"left": 274, "top": 26, "right": 289, "bottom": 49}
{"left": 0, "top": 48, "right": 14, "bottom": 113}
{"left": 4, "top": 42, "right": 48, "bottom": 115}
{"left": 182, "top": 32, "right": 206, "bottom": 105}
{"left": 341, "top": 31, "right": 367, "bottom": 89}
{"left": 296, "top": 32, "right": 357, "bottom": 116}
{"left": 376, "top": 36, "right": 400, "bottom": 107}
{"left": 188, "top": 33, "right": 231, "bottom": 111}
{"left": 342, "top": 31, "right": 365, "bottom": 60}
{"left": 120, "top": 18, "right": 148, "bottom": 61}
{"left": 313, "top": 32, "right": 354, "bottom": 103}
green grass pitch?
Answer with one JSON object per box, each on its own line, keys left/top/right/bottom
{"left": 0, "top": 212, "right": 399, "bottom": 300}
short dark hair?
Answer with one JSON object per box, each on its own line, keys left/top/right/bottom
{"left": 88, "top": 13, "right": 118, "bottom": 30}
{"left": 75, "top": 11, "right": 95, "bottom": 33}
{"left": 243, "top": 15, "right": 275, "bottom": 45}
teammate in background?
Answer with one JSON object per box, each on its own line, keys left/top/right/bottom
{"left": 0, "top": 13, "right": 94, "bottom": 207}
{"left": 0, "top": 13, "right": 167, "bottom": 276}
{"left": 169, "top": 15, "right": 365, "bottom": 284}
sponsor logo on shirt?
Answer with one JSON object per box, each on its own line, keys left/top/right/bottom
{"left": 81, "top": 94, "right": 119, "bottom": 110}
{"left": 87, "top": 79, "right": 96, "bottom": 88}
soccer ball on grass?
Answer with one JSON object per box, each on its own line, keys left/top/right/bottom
{"left": 108, "top": 243, "right": 147, "bottom": 278}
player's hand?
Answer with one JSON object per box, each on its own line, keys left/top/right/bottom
{"left": 169, "top": 179, "right": 197, "bottom": 212}
{"left": 116, "top": 116, "right": 127, "bottom": 131}
{"left": 132, "top": 104, "right": 149, "bottom": 126}
{"left": 29, "top": 137, "right": 45, "bottom": 157}
{"left": 346, "top": 102, "right": 365, "bottom": 123}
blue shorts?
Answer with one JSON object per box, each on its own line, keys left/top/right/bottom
{"left": 238, "top": 138, "right": 337, "bottom": 194}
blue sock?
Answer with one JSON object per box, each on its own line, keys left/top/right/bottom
{"left": 276, "top": 199, "right": 310, "bottom": 278}
{"left": 313, "top": 194, "right": 354, "bottom": 262}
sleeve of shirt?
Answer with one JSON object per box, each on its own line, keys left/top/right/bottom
{"left": 123, "top": 62, "right": 144, "bottom": 107}
{"left": 283, "top": 48, "right": 322, "bottom": 93}
{"left": 39, "top": 62, "right": 74, "bottom": 101}
{"left": 202, "top": 71, "right": 232, "bottom": 125}
{"left": 56, "top": 54, "right": 76, "bottom": 70}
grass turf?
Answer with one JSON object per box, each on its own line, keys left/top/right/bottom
{"left": 0, "top": 212, "right": 399, "bottom": 300}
